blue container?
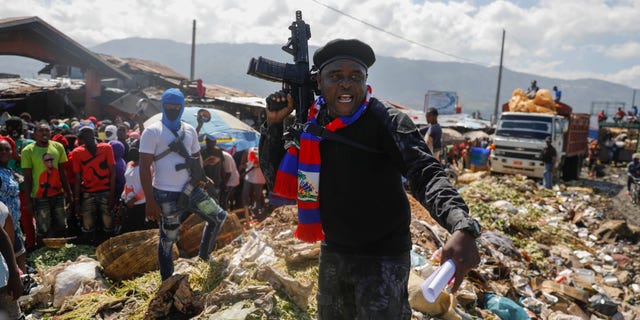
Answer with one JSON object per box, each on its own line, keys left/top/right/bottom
{"left": 470, "top": 147, "right": 490, "bottom": 166}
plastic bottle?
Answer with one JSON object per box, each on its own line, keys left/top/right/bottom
{"left": 555, "top": 269, "right": 572, "bottom": 284}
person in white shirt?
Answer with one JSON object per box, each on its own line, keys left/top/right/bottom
{"left": 120, "top": 140, "right": 152, "bottom": 232}
{"left": 242, "top": 147, "right": 266, "bottom": 218}
{"left": 139, "top": 88, "right": 227, "bottom": 280}
{"left": 220, "top": 150, "right": 239, "bottom": 210}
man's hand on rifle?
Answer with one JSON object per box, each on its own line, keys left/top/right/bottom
{"left": 266, "top": 91, "right": 294, "bottom": 125}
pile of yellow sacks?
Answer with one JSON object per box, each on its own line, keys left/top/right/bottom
{"left": 508, "top": 88, "right": 557, "bottom": 114}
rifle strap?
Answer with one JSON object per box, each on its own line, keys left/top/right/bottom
{"left": 304, "top": 123, "right": 383, "bottom": 154}
{"left": 153, "top": 123, "right": 189, "bottom": 162}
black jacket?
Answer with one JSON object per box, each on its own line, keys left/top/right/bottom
{"left": 259, "top": 98, "right": 470, "bottom": 255}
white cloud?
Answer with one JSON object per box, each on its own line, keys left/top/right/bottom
{"left": 605, "top": 65, "right": 640, "bottom": 89}
{"left": 2, "top": 0, "right": 640, "bottom": 88}
{"left": 603, "top": 42, "right": 640, "bottom": 59}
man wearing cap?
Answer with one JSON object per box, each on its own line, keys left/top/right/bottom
{"left": 71, "top": 123, "right": 116, "bottom": 244}
{"left": 260, "top": 38, "right": 481, "bottom": 318}
{"left": 21, "top": 123, "right": 72, "bottom": 243}
{"left": 139, "top": 88, "right": 227, "bottom": 280}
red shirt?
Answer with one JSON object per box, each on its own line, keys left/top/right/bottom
{"left": 71, "top": 143, "right": 115, "bottom": 192}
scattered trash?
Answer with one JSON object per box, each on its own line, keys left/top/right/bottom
{"left": 18, "top": 173, "right": 640, "bottom": 319}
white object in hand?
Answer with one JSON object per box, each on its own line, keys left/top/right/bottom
{"left": 421, "top": 259, "right": 456, "bottom": 303}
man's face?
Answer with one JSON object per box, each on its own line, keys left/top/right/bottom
{"left": 34, "top": 125, "right": 51, "bottom": 145}
{"left": 0, "top": 141, "right": 12, "bottom": 163}
{"left": 117, "top": 126, "right": 127, "bottom": 140}
{"left": 317, "top": 59, "right": 367, "bottom": 117}
{"left": 163, "top": 103, "right": 182, "bottom": 120}
{"left": 42, "top": 153, "right": 54, "bottom": 169}
{"left": 6, "top": 122, "right": 21, "bottom": 138}
{"left": 426, "top": 113, "right": 435, "bottom": 124}
{"left": 206, "top": 138, "right": 217, "bottom": 150}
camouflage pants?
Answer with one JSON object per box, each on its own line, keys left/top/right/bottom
{"left": 317, "top": 248, "right": 411, "bottom": 320}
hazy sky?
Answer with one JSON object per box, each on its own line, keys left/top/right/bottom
{"left": 3, "top": 0, "right": 640, "bottom": 89}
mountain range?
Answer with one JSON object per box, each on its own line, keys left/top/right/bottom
{"left": 2, "top": 37, "right": 637, "bottom": 116}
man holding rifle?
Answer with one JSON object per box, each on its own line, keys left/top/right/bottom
{"left": 139, "top": 89, "right": 227, "bottom": 281}
{"left": 259, "top": 38, "right": 481, "bottom": 319}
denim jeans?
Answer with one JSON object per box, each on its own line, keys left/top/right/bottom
{"left": 33, "top": 194, "right": 67, "bottom": 238}
{"left": 543, "top": 163, "right": 553, "bottom": 189}
{"left": 80, "top": 191, "right": 112, "bottom": 233}
{"left": 154, "top": 186, "right": 227, "bottom": 280}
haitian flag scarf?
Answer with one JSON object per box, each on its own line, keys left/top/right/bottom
{"left": 273, "top": 85, "right": 372, "bottom": 243}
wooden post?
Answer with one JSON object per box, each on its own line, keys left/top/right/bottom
{"left": 84, "top": 68, "right": 102, "bottom": 117}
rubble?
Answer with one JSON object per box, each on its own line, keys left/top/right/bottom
{"left": 19, "top": 172, "right": 640, "bottom": 319}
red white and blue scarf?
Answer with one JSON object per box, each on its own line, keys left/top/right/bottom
{"left": 274, "top": 85, "right": 373, "bottom": 242}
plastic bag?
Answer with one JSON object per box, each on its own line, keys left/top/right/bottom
{"left": 484, "top": 293, "right": 531, "bottom": 320}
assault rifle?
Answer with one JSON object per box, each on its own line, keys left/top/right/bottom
{"left": 247, "top": 10, "right": 315, "bottom": 122}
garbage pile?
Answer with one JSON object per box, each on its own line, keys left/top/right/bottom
{"left": 19, "top": 173, "right": 640, "bottom": 319}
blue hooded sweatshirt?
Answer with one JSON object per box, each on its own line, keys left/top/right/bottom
{"left": 161, "top": 88, "right": 185, "bottom": 132}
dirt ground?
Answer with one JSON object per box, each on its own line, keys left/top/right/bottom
{"left": 578, "top": 164, "right": 640, "bottom": 226}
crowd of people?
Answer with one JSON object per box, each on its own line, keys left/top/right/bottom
{"left": 0, "top": 100, "right": 274, "bottom": 316}
{"left": 0, "top": 109, "right": 268, "bottom": 241}
{"left": 597, "top": 106, "right": 639, "bottom": 124}
{"left": 0, "top": 38, "right": 486, "bottom": 319}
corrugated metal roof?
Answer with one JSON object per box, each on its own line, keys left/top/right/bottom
{"left": 202, "top": 83, "right": 255, "bottom": 98}
{"left": 97, "top": 54, "right": 186, "bottom": 80}
{"left": 0, "top": 16, "right": 130, "bottom": 80}
{"left": 97, "top": 53, "right": 255, "bottom": 98}
{"left": 0, "top": 77, "right": 84, "bottom": 97}
{"left": 214, "top": 96, "right": 266, "bottom": 108}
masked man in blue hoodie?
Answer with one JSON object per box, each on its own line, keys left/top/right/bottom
{"left": 139, "top": 88, "right": 227, "bottom": 280}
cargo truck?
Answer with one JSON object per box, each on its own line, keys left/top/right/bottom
{"left": 491, "top": 102, "right": 590, "bottom": 180}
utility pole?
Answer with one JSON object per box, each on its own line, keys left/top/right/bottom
{"left": 190, "top": 19, "right": 196, "bottom": 81}
{"left": 493, "top": 29, "right": 505, "bottom": 125}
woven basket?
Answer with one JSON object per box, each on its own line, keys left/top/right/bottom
{"left": 42, "top": 237, "right": 76, "bottom": 249}
{"left": 95, "top": 229, "right": 178, "bottom": 281}
{"left": 177, "top": 212, "right": 243, "bottom": 258}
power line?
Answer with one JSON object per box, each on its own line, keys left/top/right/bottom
{"left": 310, "top": 0, "right": 490, "bottom": 66}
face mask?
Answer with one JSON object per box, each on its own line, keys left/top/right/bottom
{"left": 165, "top": 109, "right": 181, "bottom": 121}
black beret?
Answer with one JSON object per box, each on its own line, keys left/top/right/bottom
{"left": 313, "top": 39, "right": 376, "bottom": 71}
